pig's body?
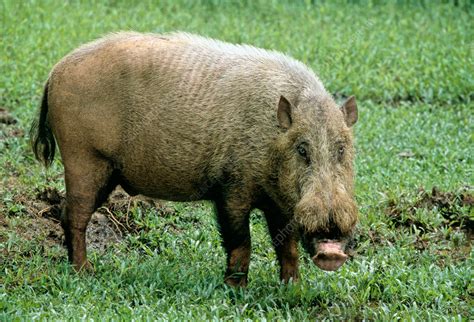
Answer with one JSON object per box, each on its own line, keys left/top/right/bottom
{"left": 32, "top": 32, "right": 359, "bottom": 286}
{"left": 49, "top": 32, "right": 323, "bottom": 201}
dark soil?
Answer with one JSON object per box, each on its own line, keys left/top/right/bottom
{"left": 351, "top": 186, "right": 473, "bottom": 264}
{"left": 0, "top": 107, "right": 17, "bottom": 125}
{"left": 0, "top": 107, "right": 23, "bottom": 139}
{"left": 1, "top": 186, "right": 174, "bottom": 253}
{"left": 387, "top": 186, "right": 473, "bottom": 232}
{"left": 95, "top": 188, "right": 175, "bottom": 235}
{"left": 377, "top": 186, "right": 474, "bottom": 262}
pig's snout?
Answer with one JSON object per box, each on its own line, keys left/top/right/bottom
{"left": 312, "top": 241, "right": 348, "bottom": 271}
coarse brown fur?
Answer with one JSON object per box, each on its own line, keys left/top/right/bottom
{"left": 31, "top": 32, "right": 358, "bottom": 285}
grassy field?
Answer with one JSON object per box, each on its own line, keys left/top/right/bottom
{"left": 1, "top": 0, "right": 473, "bottom": 320}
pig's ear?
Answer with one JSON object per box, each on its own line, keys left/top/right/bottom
{"left": 277, "top": 95, "right": 292, "bottom": 129}
{"left": 341, "top": 96, "right": 358, "bottom": 127}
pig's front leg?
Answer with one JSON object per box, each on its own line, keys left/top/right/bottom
{"left": 263, "top": 206, "right": 300, "bottom": 283}
{"left": 214, "top": 193, "right": 252, "bottom": 287}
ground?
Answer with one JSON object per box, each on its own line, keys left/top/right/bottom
{"left": 1, "top": 0, "right": 473, "bottom": 320}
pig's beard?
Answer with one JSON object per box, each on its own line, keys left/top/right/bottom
{"left": 294, "top": 183, "right": 357, "bottom": 235}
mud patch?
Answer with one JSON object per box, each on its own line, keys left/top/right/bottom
{"left": 9, "top": 214, "right": 64, "bottom": 247}
{"left": 35, "top": 187, "right": 64, "bottom": 220}
{"left": 86, "top": 213, "right": 121, "bottom": 252}
{"left": 0, "top": 107, "right": 17, "bottom": 125}
{"left": 387, "top": 186, "right": 473, "bottom": 232}
{"left": 96, "top": 188, "right": 177, "bottom": 235}
{"left": 353, "top": 187, "right": 473, "bottom": 263}
{"left": 1, "top": 186, "right": 175, "bottom": 254}
{"left": 378, "top": 186, "right": 474, "bottom": 262}
{"left": 0, "top": 107, "right": 23, "bottom": 139}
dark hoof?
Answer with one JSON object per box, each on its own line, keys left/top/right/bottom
{"left": 281, "top": 275, "right": 299, "bottom": 284}
{"left": 224, "top": 273, "right": 248, "bottom": 287}
{"left": 73, "top": 260, "right": 94, "bottom": 273}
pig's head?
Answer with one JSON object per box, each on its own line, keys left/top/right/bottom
{"left": 270, "top": 93, "right": 358, "bottom": 271}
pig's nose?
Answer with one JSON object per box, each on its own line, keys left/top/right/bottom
{"left": 312, "top": 240, "right": 348, "bottom": 271}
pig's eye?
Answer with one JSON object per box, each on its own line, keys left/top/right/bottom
{"left": 297, "top": 144, "right": 309, "bottom": 161}
{"left": 337, "top": 146, "right": 345, "bottom": 161}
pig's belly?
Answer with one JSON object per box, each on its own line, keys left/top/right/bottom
{"left": 118, "top": 163, "right": 212, "bottom": 202}
{"left": 112, "top": 127, "right": 214, "bottom": 201}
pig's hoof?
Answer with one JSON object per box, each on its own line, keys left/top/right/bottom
{"left": 281, "top": 276, "right": 299, "bottom": 284}
{"left": 224, "top": 274, "right": 248, "bottom": 287}
{"left": 73, "top": 261, "right": 94, "bottom": 273}
{"left": 280, "top": 271, "right": 299, "bottom": 284}
{"left": 312, "top": 251, "right": 348, "bottom": 271}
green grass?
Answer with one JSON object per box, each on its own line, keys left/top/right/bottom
{"left": 1, "top": 0, "right": 473, "bottom": 320}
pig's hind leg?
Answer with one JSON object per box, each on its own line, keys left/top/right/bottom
{"left": 61, "top": 153, "right": 118, "bottom": 271}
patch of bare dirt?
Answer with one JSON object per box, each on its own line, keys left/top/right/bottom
{"left": 379, "top": 186, "right": 474, "bottom": 262}
{"left": 34, "top": 187, "right": 64, "bottom": 220}
{"left": 2, "top": 186, "right": 174, "bottom": 254}
{"left": 352, "top": 187, "right": 472, "bottom": 264}
{"left": 0, "top": 107, "right": 23, "bottom": 139}
{"left": 387, "top": 186, "right": 473, "bottom": 232}
{"left": 96, "top": 188, "right": 175, "bottom": 234}
{"left": 12, "top": 215, "right": 64, "bottom": 247}
{"left": 0, "top": 107, "right": 17, "bottom": 125}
